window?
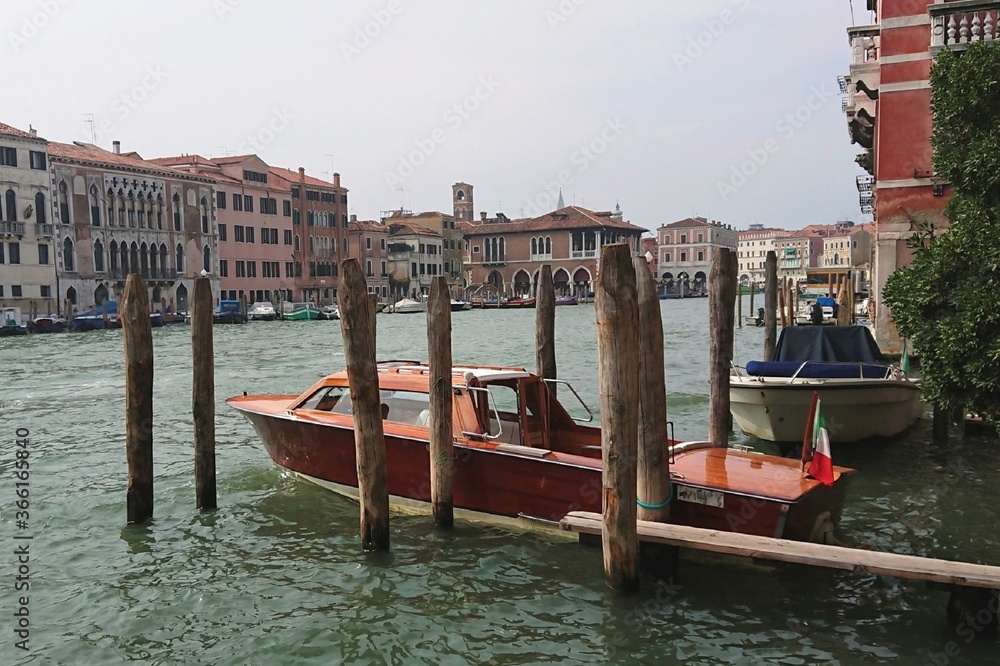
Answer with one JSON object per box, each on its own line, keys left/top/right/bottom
{"left": 341, "top": 194, "right": 348, "bottom": 205}
{"left": 244, "top": 195, "right": 253, "bottom": 212}
{"left": 10, "top": 242, "right": 21, "bottom": 264}
{"left": 246, "top": 227, "right": 255, "bottom": 244}
{"left": 236, "top": 260, "right": 246, "bottom": 277}
{"left": 411, "top": 263, "right": 417, "bottom": 277}
{"left": 366, "top": 259, "right": 373, "bottom": 277}
{"left": 270, "top": 228, "right": 278, "bottom": 244}
{"left": 243, "top": 170, "right": 268, "bottom": 183}
{"left": 680, "top": 234, "right": 687, "bottom": 244}
{"left": 680, "top": 251, "right": 687, "bottom": 262}
{"left": 201, "top": 197, "right": 210, "bottom": 234}
{"left": 261, "top": 228, "right": 270, "bottom": 245}
{"left": 234, "top": 225, "right": 244, "bottom": 242}
{"left": 35, "top": 192, "right": 46, "bottom": 225}
{"left": 698, "top": 233, "right": 704, "bottom": 243}
{"left": 0, "top": 147, "right": 17, "bottom": 167}
{"left": 61, "top": 238, "right": 73, "bottom": 270}
{"left": 40, "top": 285, "right": 51, "bottom": 298}
{"left": 342, "top": 214, "right": 348, "bottom": 229}
{"left": 292, "top": 209, "right": 300, "bottom": 225}
{"left": 216, "top": 191, "right": 226, "bottom": 209}
{"left": 343, "top": 238, "right": 348, "bottom": 254}
{"left": 233, "top": 193, "right": 242, "bottom": 211}
{"left": 291, "top": 187, "right": 300, "bottom": 199}
{"left": 247, "top": 261, "right": 256, "bottom": 277}
{"left": 173, "top": 193, "right": 182, "bottom": 230}
{"left": 284, "top": 229, "right": 292, "bottom": 245}
{"left": 380, "top": 238, "right": 386, "bottom": 250}
{"left": 203, "top": 245, "right": 211, "bottom": 273}
{"left": 307, "top": 211, "right": 314, "bottom": 227}
{"left": 285, "top": 262, "right": 294, "bottom": 278}
{"left": 38, "top": 244, "right": 48, "bottom": 265}
{"left": 220, "top": 260, "right": 228, "bottom": 277}
{"left": 218, "top": 223, "right": 227, "bottom": 241}
{"left": 697, "top": 251, "right": 704, "bottom": 262}
{"left": 176, "top": 244, "right": 184, "bottom": 273}
{"left": 283, "top": 200, "right": 291, "bottom": 217}
{"left": 89, "top": 185, "right": 101, "bottom": 226}
{"left": 366, "top": 237, "right": 372, "bottom": 250}
{"left": 29, "top": 151, "right": 46, "bottom": 170}
{"left": 11, "top": 285, "right": 22, "bottom": 298}
{"left": 306, "top": 190, "right": 319, "bottom": 201}
{"left": 381, "top": 260, "right": 387, "bottom": 276}
{"left": 260, "top": 197, "right": 277, "bottom": 215}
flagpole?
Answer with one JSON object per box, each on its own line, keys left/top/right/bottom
{"left": 801, "top": 391, "right": 820, "bottom": 474}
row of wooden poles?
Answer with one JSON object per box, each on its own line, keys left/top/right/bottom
{"left": 120, "top": 247, "right": 766, "bottom": 594}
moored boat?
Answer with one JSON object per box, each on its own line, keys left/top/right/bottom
{"left": 392, "top": 298, "right": 426, "bottom": 314}
{"left": 248, "top": 302, "right": 278, "bottom": 321}
{"left": 72, "top": 315, "right": 106, "bottom": 332}
{"left": 282, "top": 302, "right": 322, "bottom": 321}
{"left": 554, "top": 296, "right": 578, "bottom": 306}
{"left": 229, "top": 362, "right": 854, "bottom": 543}
{"left": 320, "top": 305, "right": 340, "bottom": 320}
{"left": 731, "top": 326, "right": 923, "bottom": 442}
{"left": 1, "top": 307, "right": 28, "bottom": 336}
{"left": 450, "top": 299, "right": 472, "bottom": 312}
{"left": 215, "top": 300, "right": 247, "bottom": 324}
{"left": 29, "top": 315, "right": 68, "bottom": 333}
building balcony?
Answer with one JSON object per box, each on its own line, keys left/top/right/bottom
{"left": 571, "top": 250, "right": 597, "bottom": 259}
{"left": 930, "top": 1, "right": 1000, "bottom": 53}
{"left": 35, "top": 223, "right": 54, "bottom": 237}
{"left": 848, "top": 24, "right": 880, "bottom": 66}
{"left": 0, "top": 222, "right": 26, "bottom": 236}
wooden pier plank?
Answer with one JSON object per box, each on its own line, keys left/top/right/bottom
{"left": 560, "top": 511, "right": 1000, "bottom": 589}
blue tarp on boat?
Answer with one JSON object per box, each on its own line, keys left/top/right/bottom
{"left": 745, "top": 360, "right": 892, "bottom": 379}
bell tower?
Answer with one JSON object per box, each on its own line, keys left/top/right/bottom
{"left": 452, "top": 182, "right": 474, "bottom": 224}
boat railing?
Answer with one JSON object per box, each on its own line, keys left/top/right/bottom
{"left": 787, "top": 361, "right": 894, "bottom": 383}
{"left": 542, "top": 378, "right": 594, "bottom": 423}
{"left": 730, "top": 361, "right": 744, "bottom": 379}
{"left": 461, "top": 386, "right": 504, "bottom": 441}
{"left": 787, "top": 362, "right": 810, "bottom": 384}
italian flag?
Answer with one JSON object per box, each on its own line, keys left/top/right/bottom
{"left": 805, "top": 395, "right": 835, "bottom": 486}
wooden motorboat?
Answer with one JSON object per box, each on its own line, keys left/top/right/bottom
{"left": 228, "top": 362, "right": 854, "bottom": 543}
{"left": 731, "top": 326, "right": 923, "bottom": 442}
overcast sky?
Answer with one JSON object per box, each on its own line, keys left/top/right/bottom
{"left": 4, "top": 0, "right": 875, "bottom": 232}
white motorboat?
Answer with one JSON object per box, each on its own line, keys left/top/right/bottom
{"left": 392, "top": 298, "right": 426, "bottom": 314}
{"left": 730, "top": 326, "right": 923, "bottom": 443}
{"left": 450, "top": 299, "right": 472, "bottom": 312}
{"left": 247, "top": 302, "right": 278, "bottom": 321}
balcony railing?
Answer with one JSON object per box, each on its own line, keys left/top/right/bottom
{"left": 848, "top": 24, "right": 880, "bottom": 65}
{"left": 571, "top": 250, "right": 598, "bottom": 259}
{"left": 0, "top": 222, "right": 26, "bottom": 235}
{"left": 930, "top": 1, "right": 1000, "bottom": 52}
{"left": 35, "top": 223, "right": 54, "bottom": 237}
{"left": 108, "top": 268, "right": 179, "bottom": 281}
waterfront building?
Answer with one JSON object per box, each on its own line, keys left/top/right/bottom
{"left": 774, "top": 228, "right": 825, "bottom": 284}
{"left": 821, "top": 223, "right": 872, "bottom": 292}
{"left": 737, "top": 224, "right": 782, "bottom": 288}
{"left": 641, "top": 236, "right": 658, "bottom": 277}
{"left": 383, "top": 209, "right": 463, "bottom": 291}
{"left": 656, "top": 217, "right": 738, "bottom": 292}
{"left": 386, "top": 223, "right": 442, "bottom": 299}
{"left": 0, "top": 122, "right": 56, "bottom": 317}
{"left": 840, "top": 0, "right": 997, "bottom": 351}
{"left": 151, "top": 154, "right": 295, "bottom": 305}
{"left": 346, "top": 217, "right": 390, "bottom": 300}
{"left": 48, "top": 140, "right": 219, "bottom": 314}
{"left": 459, "top": 205, "right": 645, "bottom": 297}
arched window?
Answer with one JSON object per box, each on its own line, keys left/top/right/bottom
{"left": 89, "top": 185, "right": 101, "bottom": 226}
{"left": 200, "top": 197, "right": 209, "bottom": 234}
{"left": 120, "top": 242, "right": 129, "bottom": 273}
{"left": 149, "top": 243, "right": 157, "bottom": 277}
{"left": 4, "top": 189, "right": 15, "bottom": 222}
{"left": 293, "top": 209, "right": 300, "bottom": 225}
{"left": 531, "top": 238, "right": 537, "bottom": 256}
{"left": 176, "top": 243, "right": 185, "bottom": 273}
{"left": 203, "top": 245, "right": 211, "bottom": 273}
{"left": 130, "top": 242, "right": 140, "bottom": 275}
{"left": 294, "top": 234, "right": 300, "bottom": 252}
{"left": 160, "top": 244, "right": 168, "bottom": 276}
{"left": 140, "top": 242, "right": 149, "bottom": 277}
{"left": 62, "top": 237, "right": 74, "bottom": 272}
{"left": 58, "top": 181, "right": 70, "bottom": 223}
{"left": 110, "top": 241, "right": 119, "bottom": 271}
{"left": 172, "top": 193, "right": 182, "bottom": 231}
{"left": 309, "top": 236, "right": 314, "bottom": 253}
{"left": 499, "top": 237, "right": 505, "bottom": 261}
{"left": 35, "top": 192, "right": 47, "bottom": 225}
{"left": 94, "top": 239, "right": 105, "bottom": 273}
{"left": 331, "top": 237, "right": 337, "bottom": 254}
{"left": 545, "top": 237, "right": 551, "bottom": 255}
{"left": 307, "top": 210, "right": 314, "bottom": 226}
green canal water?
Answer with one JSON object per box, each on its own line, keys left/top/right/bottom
{"left": 2, "top": 298, "right": 999, "bottom": 665}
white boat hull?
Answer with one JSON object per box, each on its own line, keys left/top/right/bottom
{"left": 730, "top": 376, "right": 924, "bottom": 442}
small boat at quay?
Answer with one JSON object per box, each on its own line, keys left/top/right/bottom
{"left": 471, "top": 297, "right": 537, "bottom": 309}
{"left": 392, "top": 298, "right": 426, "bottom": 314}
{"left": 730, "top": 326, "right": 923, "bottom": 443}
{"left": 282, "top": 302, "right": 321, "bottom": 321}
{"left": 1, "top": 307, "right": 28, "bottom": 336}
{"left": 555, "top": 296, "right": 578, "bottom": 306}
{"left": 29, "top": 315, "right": 68, "bottom": 333}
{"left": 451, "top": 299, "right": 472, "bottom": 312}
{"left": 228, "top": 362, "right": 854, "bottom": 543}
{"left": 216, "top": 300, "right": 247, "bottom": 324}
{"left": 248, "top": 302, "right": 278, "bottom": 321}
{"left": 321, "top": 305, "right": 340, "bottom": 320}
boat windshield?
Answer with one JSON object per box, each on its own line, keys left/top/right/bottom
{"left": 297, "top": 385, "right": 432, "bottom": 426}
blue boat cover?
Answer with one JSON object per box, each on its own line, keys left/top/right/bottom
{"left": 771, "top": 325, "right": 884, "bottom": 363}
{"left": 745, "top": 360, "right": 892, "bottom": 379}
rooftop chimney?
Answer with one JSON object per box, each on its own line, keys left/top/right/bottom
{"left": 29, "top": 125, "right": 36, "bottom": 137}
{"left": 113, "top": 140, "right": 121, "bottom": 155}
{"left": 298, "top": 167, "right": 305, "bottom": 181}
{"left": 480, "top": 211, "right": 487, "bottom": 221}
{"left": 350, "top": 214, "right": 357, "bottom": 222}
{"left": 333, "top": 172, "right": 341, "bottom": 188}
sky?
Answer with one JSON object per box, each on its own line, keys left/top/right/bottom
{"left": 3, "top": 0, "right": 875, "bottom": 233}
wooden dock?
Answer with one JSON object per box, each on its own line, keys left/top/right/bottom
{"left": 561, "top": 511, "right": 1000, "bottom": 589}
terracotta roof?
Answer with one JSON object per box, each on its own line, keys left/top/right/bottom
{"left": 0, "top": 122, "right": 41, "bottom": 140}
{"left": 659, "top": 216, "right": 711, "bottom": 229}
{"left": 390, "top": 223, "right": 440, "bottom": 237}
{"left": 149, "top": 154, "right": 291, "bottom": 190}
{"left": 268, "top": 166, "right": 343, "bottom": 190}
{"left": 49, "top": 142, "right": 213, "bottom": 182}
{"left": 738, "top": 228, "right": 782, "bottom": 237}
{"left": 350, "top": 220, "right": 388, "bottom": 233}
{"left": 458, "top": 206, "right": 644, "bottom": 235}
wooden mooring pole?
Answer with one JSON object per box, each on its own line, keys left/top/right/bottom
{"left": 777, "top": 278, "right": 787, "bottom": 329}
{"left": 709, "top": 249, "right": 738, "bottom": 447}
{"left": 749, "top": 281, "right": 755, "bottom": 324}
{"left": 633, "top": 256, "right": 669, "bottom": 524}
{"left": 764, "top": 251, "right": 777, "bottom": 360}
{"left": 122, "top": 274, "right": 154, "bottom": 524}
{"left": 427, "top": 276, "right": 454, "bottom": 528}
{"left": 737, "top": 276, "right": 743, "bottom": 328}
{"left": 595, "top": 244, "right": 640, "bottom": 593}
{"left": 192, "top": 277, "right": 217, "bottom": 510}
{"left": 338, "top": 258, "right": 390, "bottom": 551}
{"left": 535, "top": 264, "right": 557, "bottom": 387}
